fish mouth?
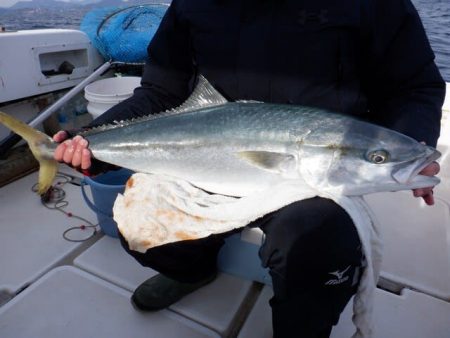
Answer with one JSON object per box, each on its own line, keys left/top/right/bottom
{"left": 391, "top": 146, "right": 441, "bottom": 188}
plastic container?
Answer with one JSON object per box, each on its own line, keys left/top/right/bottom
{"left": 81, "top": 169, "right": 133, "bottom": 237}
{"left": 84, "top": 77, "right": 141, "bottom": 119}
{"left": 217, "top": 233, "right": 271, "bottom": 285}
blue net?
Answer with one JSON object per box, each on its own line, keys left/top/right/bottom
{"left": 80, "top": 4, "right": 169, "bottom": 63}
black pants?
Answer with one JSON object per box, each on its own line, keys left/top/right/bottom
{"left": 119, "top": 197, "right": 363, "bottom": 338}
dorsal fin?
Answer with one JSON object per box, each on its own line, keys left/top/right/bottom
{"left": 176, "top": 75, "right": 228, "bottom": 113}
{"left": 79, "top": 75, "right": 228, "bottom": 137}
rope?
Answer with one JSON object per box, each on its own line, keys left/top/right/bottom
{"left": 32, "top": 174, "right": 98, "bottom": 243}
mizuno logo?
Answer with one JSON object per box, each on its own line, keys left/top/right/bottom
{"left": 325, "top": 265, "right": 351, "bottom": 286}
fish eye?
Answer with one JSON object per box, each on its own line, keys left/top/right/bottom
{"left": 366, "top": 149, "right": 389, "bottom": 164}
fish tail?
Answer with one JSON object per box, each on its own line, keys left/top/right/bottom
{"left": 0, "top": 111, "right": 57, "bottom": 195}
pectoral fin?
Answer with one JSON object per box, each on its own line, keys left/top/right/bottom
{"left": 237, "top": 151, "right": 295, "bottom": 172}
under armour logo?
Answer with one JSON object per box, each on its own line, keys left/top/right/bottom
{"left": 325, "top": 265, "right": 351, "bottom": 285}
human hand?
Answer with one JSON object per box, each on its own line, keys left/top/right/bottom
{"left": 412, "top": 161, "right": 440, "bottom": 205}
{"left": 53, "top": 132, "right": 92, "bottom": 170}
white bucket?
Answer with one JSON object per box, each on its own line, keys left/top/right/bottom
{"left": 84, "top": 77, "right": 141, "bottom": 119}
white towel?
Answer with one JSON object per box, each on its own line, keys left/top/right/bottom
{"left": 114, "top": 173, "right": 383, "bottom": 338}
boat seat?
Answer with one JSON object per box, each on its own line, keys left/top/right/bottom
{"left": 331, "top": 288, "right": 450, "bottom": 338}
{"left": 237, "top": 284, "right": 450, "bottom": 338}
{"left": 0, "top": 169, "right": 97, "bottom": 298}
{"left": 366, "top": 191, "right": 450, "bottom": 300}
{"left": 74, "top": 236, "right": 254, "bottom": 337}
{"left": 0, "top": 266, "right": 220, "bottom": 338}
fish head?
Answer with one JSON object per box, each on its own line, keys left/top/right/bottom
{"left": 298, "top": 121, "right": 441, "bottom": 196}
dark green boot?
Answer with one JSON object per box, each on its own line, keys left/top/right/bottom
{"left": 131, "top": 272, "right": 217, "bottom": 311}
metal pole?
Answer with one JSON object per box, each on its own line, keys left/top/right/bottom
{"left": 0, "top": 60, "right": 112, "bottom": 157}
{"left": 29, "top": 60, "right": 112, "bottom": 127}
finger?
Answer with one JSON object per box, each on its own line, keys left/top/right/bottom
{"left": 54, "top": 141, "right": 68, "bottom": 162}
{"left": 76, "top": 138, "right": 89, "bottom": 168}
{"left": 412, "top": 187, "right": 435, "bottom": 205}
{"left": 419, "top": 161, "right": 440, "bottom": 176}
{"left": 413, "top": 188, "right": 423, "bottom": 197}
{"left": 53, "top": 131, "right": 68, "bottom": 143}
{"left": 71, "top": 135, "right": 83, "bottom": 146}
{"left": 422, "top": 192, "right": 435, "bottom": 206}
{"left": 72, "top": 137, "right": 90, "bottom": 168}
{"left": 81, "top": 148, "right": 92, "bottom": 170}
{"left": 62, "top": 141, "right": 75, "bottom": 164}
{"left": 413, "top": 186, "right": 433, "bottom": 197}
{"left": 71, "top": 141, "right": 85, "bottom": 168}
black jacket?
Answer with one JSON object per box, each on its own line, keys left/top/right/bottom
{"left": 94, "top": 0, "right": 445, "bottom": 147}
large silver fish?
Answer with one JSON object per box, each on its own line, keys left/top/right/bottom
{"left": 0, "top": 76, "right": 441, "bottom": 196}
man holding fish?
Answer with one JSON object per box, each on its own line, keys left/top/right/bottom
{"left": 52, "top": 0, "right": 445, "bottom": 337}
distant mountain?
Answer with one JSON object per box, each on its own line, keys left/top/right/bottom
{"left": 8, "top": 0, "right": 169, "bottom": 10}
{"left": 92, "top": 0, "right": 170, "bottom": 7}
{"left": 11, "top": 0, "right": 83, "bottom": 10}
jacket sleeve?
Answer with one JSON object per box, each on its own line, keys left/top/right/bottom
{"left": 364, "top": 0, "right": 445, "bottom": 147}
{"left": 89, "top": 0, "right": 194, "bottom": 127}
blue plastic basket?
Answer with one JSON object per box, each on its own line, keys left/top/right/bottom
{"left": 80, "top": 4, "right": 169, "bottom": 63}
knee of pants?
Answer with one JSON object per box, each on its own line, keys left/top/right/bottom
{"left": 258, "top": 198, "right": 364, "bottom": 291}
{"left": 118, "top": 231, "right": 151, "bottom": 267}
{"left": 118, "top": 229, "right": 228, "bottom": 282}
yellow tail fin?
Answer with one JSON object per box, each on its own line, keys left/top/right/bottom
{"left": 0, "top": 111, "right": 58, "bottom": 194}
